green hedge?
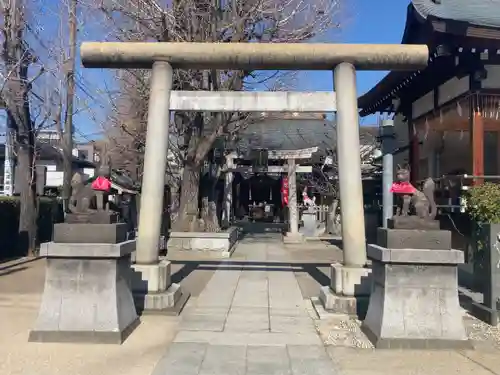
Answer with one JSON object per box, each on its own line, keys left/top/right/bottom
{"left": 0, "top": 196, "right": 64, "bottom": 258}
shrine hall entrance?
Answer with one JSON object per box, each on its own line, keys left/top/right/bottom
{"left": 235, "top": 173, "right": 283, "bottom": 222}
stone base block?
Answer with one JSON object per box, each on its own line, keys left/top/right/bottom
{"left": 282, "top": 232, "right": 304, "bottom": 244}
{"left": 319, "top": 286, "right": 369, "bottom": 318}
{"left": 29, "top": 319, "right": 140, "bottom": 345}
{"left": 53, "top": 223, "right": 128, "bottom": 244}
{"left": 362, "top": 243, "right": 471, "bottom": 349}
{"left": 167, "top": 227, "right": 239, "bottom": 257}
{"left": 29, "top": 241, "right": 138, "bottom": 344}
{"left": 131, "top": 260, "right": 190, "bottom": 315}
{"left": 65, "top": 211, "right": 120, "bottom": 224}
{"left": 299, "top": 212, "right": 325, "bottom": 238}
{"left": 134, "top": 283, "right": 190, "bottom": 316}
{"left": 361, "top": 325, "right": 472, "bottom": 350}
{"left": 40, "top": 240, "right": 136, "bottom": 258}
{"left": 377, "top": 228, "right": 451, "bottom": 250}
{"left": 330, "top": 263, "right": 372, "bottom": 297}
{"left": 368, "top": 244, "right": 464, "bottom": 264}
{"left": 131, "top": 260, "right": 171, "bottom": 294}
{"left": 388, "top": 217, "right": 440, "bottom": 230}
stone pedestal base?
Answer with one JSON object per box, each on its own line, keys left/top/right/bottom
{"left": 65, "top": 211, "right": 120, "bottom": 224}
{"left": 167, "top": 227, "right": 239, "bottom": 258}
{"left": 362, "top": 244, "right": 472, "bottom": 349}
{"left": 331, "top": 263, "right": 372, "bottom": 296}
{"left": 282, "top": 232, "right": 304, "bottom": 244}
{"left": 319, "top": 263, "right": 372, "bottom": 317}
{"left": 299, "top": 212, "right": 325, "bottom": 238}
{"left": 131, "top": 260, "right": 190, "bottom": 315}
{"left": 53, "top": 223, "right": 128, "bottom": 244}
{"left": 30, "top": 240, "right": 139, "bottom": 344}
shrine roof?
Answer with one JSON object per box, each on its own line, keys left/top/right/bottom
{"left": 412, "top": 0, "right": 500, "bottom": 29}
{"left": 238, "top": 117, "right": 336, "bottom": 153}
{"left": 238, "top": 118, "right": 377, "bottom": 155}
{"left": 358, "top": 0, "right": 500, "bottom": 117}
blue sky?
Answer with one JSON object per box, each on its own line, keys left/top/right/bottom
{"left": 298, "top": 0, "right": 410, "bottom": 125}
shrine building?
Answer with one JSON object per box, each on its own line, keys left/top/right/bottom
{"left": 358, "top": 0, "right": 500, "bottom": 200}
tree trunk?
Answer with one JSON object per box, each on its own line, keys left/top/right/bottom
{"left": 172, "top": 163, "right": 201, "bottom": 231}
{"left": 326, "top": 199, "right": 341, "bottom": 236}
{"left": 17, "top": 143, "right": 37, "bottom": 256}
{"left": 2, "top": 1, "right": 38, "bottom": 256}
{"left": 166, "top": 174, "right": 181, "bottom": 229}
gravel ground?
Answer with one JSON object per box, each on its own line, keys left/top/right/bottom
{"left": 309, "top": 298, "right": 500, "bottom": 350}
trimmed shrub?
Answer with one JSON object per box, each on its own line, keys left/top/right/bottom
{"left": 466, "top": 182, "right": 500, "bottom": 224}
{"left": 0, "top": 197, "right": 64, "bottom": 259}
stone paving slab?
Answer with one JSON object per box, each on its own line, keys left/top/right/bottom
{"left": 179, "top": 313, "right": 226, "bottom": 331}
{"left": 199, "top": 345, "right": 247, "bottom": 375}
{"left": 246, "top": 346, "right": 291, "bottom": 375}
{"left": 224, "top": 316, "right": 270, "bottom": 333}
{"left": 270, "top": 316, "right": 316, "bottom": 334}
{"left": 152, "top": 344, "right": 338, "bottom": 375}
{"left": 151, "top": 342, "right": 207, "bottom": 375}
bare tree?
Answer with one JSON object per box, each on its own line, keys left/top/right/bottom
{"left": 0, "top": 0, "right": 44, "bottom": 255}
{"left": 36, "top": 0, "right": 80, "bottom": 209}
{"left": 97, "top": 0, "right": 342, "bottom": 232}
{"left": 301, "top": 126, "right": 380, "bottom": 235}
{"left": 1, "top": 0, "right": 106, "bottom": 253}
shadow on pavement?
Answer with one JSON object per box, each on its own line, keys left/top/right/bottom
{"left": 170, "top": 260, "right": 331, "bottom": 289}
{"left": 325, "top": 238, "right": 343, "bottom": 250}
{"left": 0, "top": 266, "right": 29, "bottom": 277}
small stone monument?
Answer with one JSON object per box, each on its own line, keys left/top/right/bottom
{"left": 29, "top": 165, "right": 139, "bottom": 344}
{"left": 362, "top": 166, "right": 471, "bottom": 349}
{"left": 299, "top": 188, "right": 325, "bottom": 238}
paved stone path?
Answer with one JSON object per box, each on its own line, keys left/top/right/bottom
{"left": 152, "top": 234, "right": 339, "bottom": 375}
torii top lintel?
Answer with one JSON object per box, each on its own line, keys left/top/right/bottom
{"left": 80, "top": 42, "right": 429, "bottom": 71}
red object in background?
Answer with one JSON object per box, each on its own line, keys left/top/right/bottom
{"left": 390, "top": 181, "right": 416, "bottom": 194}
{"left": 281, "top": 177, "right": 289, "bottom": 206}
{"left": 92, "top": 176, "right": 112, "bottom": 192}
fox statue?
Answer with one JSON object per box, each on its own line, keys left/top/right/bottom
{"left": 395, "top": 165, "right": 437, "bottom": 220}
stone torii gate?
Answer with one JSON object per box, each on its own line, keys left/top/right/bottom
{"left": 81, "top": 42, "right": 428, "bottom": 312}
{"left": 223, "top": 147, "right": 318, "bottom": 237}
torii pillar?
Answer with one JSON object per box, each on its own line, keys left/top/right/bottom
{"left": 319, "top": 63, "right": 373, "bottom": 314}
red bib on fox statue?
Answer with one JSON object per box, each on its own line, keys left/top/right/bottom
{"left": 91, "top": 176, "right": 111, "bottom": 192}
{"left": 390, "top": 181, "right": 416, "bottom": 195}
